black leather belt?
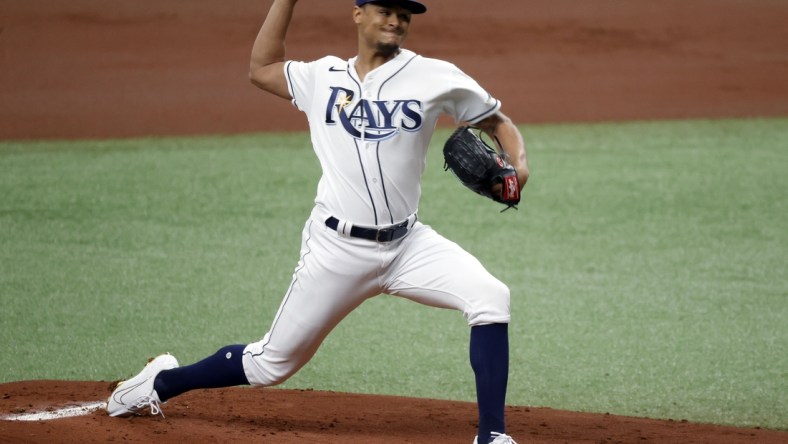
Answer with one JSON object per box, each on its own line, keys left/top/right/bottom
{"left": 325, "top": 216, "right": 411, "bottom": 242}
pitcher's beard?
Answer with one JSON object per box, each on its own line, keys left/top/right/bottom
{"left": 375, "top": 42, "right": 401, "bottom": 58}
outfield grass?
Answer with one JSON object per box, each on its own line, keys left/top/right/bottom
{"left": 1, "top": 118, "right": 786, "bottom": 430}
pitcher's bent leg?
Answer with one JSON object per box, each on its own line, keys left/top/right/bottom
{"left": 383, "top": 223, "right": 513, "bottom": 443}
{"left": 384, "top": 222, "right": 511, "bottom": 326}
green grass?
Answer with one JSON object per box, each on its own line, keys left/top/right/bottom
{"left": 1, "top": 118, "right": 786, "bottom": 430}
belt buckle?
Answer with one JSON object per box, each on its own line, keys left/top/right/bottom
{"left": 392, "top": 225, "right": 408, "bottom": 240}
{"left": 375, "top": 227, "right": 392, "bottom": 242}
{"left": 376, "top": 222, "right": 408, "bottom": 242}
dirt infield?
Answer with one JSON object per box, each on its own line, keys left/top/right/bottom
{"left": 1, "top": 381, "right": 787, "bottom": 443}
{"left": 1, "top": 0, "right": 787, "bottom": 442}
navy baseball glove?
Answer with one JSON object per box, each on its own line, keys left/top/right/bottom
{"left": 443, "top": 126, "right": 520, "bottom": 210}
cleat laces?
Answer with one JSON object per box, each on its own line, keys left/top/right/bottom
{"left": 133, "top": 395, "right": 165, "bottom": 417}
{"left": 490, "top": 432, "right": 517, "bottom": 444}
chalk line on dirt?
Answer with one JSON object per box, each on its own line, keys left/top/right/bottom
{"left": 1, "top": 401, "right": 106, "bottom": 421}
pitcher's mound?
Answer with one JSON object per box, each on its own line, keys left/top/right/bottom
{"left": 1, "top": 381, "right": 784, "bottom": 443}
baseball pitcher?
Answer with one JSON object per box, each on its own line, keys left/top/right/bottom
{"left": 107, "top": 1, "right": 529, "bottom": 443}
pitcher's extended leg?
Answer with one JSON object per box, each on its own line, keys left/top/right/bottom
{"left": 470, "top": 323, "right": 509, "bottom": 444}
{"left": 154, "top": 344, "right": 249, "bottom": 402}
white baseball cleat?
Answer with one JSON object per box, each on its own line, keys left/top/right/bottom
{"left": 106, "top": 353, "right": 179, "bottom": 417}
{"left": 473, "top": 432, "right": 518, "bottom": 444}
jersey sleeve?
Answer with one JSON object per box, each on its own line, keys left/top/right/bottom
{"left": 284, "top": 60, "right": 317, "bottom": 112}
{"left": 446, "top": 66, "right": 501, "bottom": 124}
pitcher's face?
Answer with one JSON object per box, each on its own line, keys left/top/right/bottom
{"left": 354, "top": 3, "right": 412, "bottom": 55}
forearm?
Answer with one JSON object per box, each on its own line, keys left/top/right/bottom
{"left": 477, "top": 113, "right": 529, "bottom": 189}
{"left": 249, "top": 0, "right": 298, "bottom": 97}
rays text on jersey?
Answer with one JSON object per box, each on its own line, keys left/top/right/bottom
{"left": 325, "top": 86, "right": 423, "bottom": 141}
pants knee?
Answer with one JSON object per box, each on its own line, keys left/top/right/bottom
{"left": 241, "top": 335, "right": 310, "bottom": 387}
{"left": 467, "top": 280, "right": 511, "bottom": 326}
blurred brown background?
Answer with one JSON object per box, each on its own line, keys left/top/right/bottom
{"left": 1, "top": 0, "right": 787, "bottom": 140}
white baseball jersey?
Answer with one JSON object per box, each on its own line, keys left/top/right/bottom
{"left": 284, "top": 48, "right": 500, "bottom": 226}
{"left": 242, "top": 49, "right": 510, "bottom": 387}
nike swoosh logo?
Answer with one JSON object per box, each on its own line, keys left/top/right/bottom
{"left": 112, "top": 379, "right": 145, "bottom": 404}
{"left": 329, "top": 67, "right": 346, "bottom": 72}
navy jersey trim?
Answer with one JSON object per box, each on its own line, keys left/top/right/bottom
{"left": 375, "top": 141, "right": 395, "bottom": 224}
{"left": 285, "top": 61, "right": 299, "bottom": 108}
{"left": 374, "top": 53, "right": 419, "bottom": 224}
{"left": 467, "top": 98, "right": 501, "bottom": 124}
{"left": 345, "top": 68, "right": 381, "bottom": 224}
{"left": 354, "top": 138, "right": 380, "bottom": 225}
{"left": 248, "top": 219, "right": 315, "bottom": 359}
{"left": 376, "top": 54, "right": 419, "bottom": 101}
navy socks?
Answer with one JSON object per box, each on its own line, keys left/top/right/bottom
{"left": 470, "top": 323, "right": 509, "bottom": 444}
{"left": 151, "top": 329, "right": 508, "bottom": 443}
{"left": 154, "top": 344, "right": 249, "bottom": 402}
